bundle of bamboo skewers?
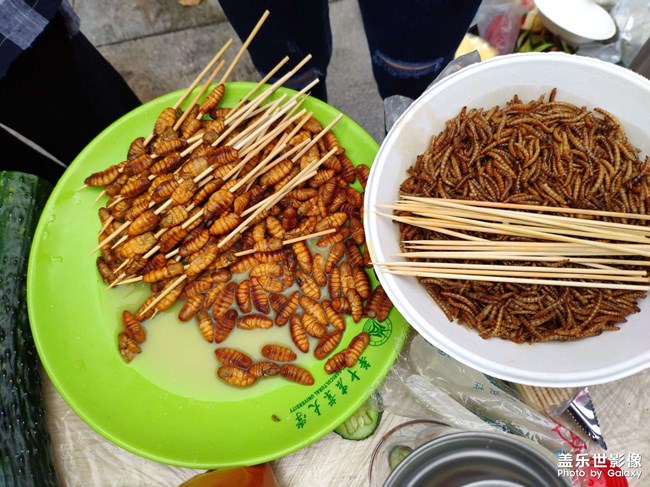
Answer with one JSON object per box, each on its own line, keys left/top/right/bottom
{"left": 376, "top": 196, "right": 650, "bottom": 291}
{"left": 80, "top": 10, "right": 392, "bottom": 385}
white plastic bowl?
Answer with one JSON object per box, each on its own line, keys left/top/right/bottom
{"left": 365, "top": 53, "right": 650, "bottom": 387}
{"left": 534, "top": 0, "right": 616, "bottom": 45}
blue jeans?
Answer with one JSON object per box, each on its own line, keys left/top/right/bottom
{"left": 218, "top": 0, "right": 482, "bottom": 101}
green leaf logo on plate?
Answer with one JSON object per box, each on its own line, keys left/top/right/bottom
{"left": 363, "top": 318, "right": 392, "bottom": 346}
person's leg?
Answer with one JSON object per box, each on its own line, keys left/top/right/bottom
{"left": 357, "top": 0, "right": 482, "bottom": 99}
{"left": 218, "top": 0, "right": 331, "bottom": 101}
{"left": 0, "top": 12, "right": 141, "bottom": 182}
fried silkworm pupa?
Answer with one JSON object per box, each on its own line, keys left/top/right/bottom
{"left": 158, "top": 225, "right": 188, "bottom": 253}
{"left": 195, "top": 309, "right": 215, "bottom": 342}
{"left": 180, "top": 278, "right": 213, "bottom": 300}
{"left": 142, "top": 260, "right": 184, "bottom": 283}
{"left": 345, "top": 239, "right": 365, "bottom": 269}
{"left": 203, "top": 188, "right": 235, "bottom": 220}
{"left": 292, "top": 241, "right": 313, "bottom": 273}
{"left": 346, "top": 288, "right": 364, "bottom": 323}
{"left": 314, "top": 330, "right": 343, "bottom": 360}
{"left": 322, "top": 299, "right": 346, "bottom": 331}
{"left": 154, "top": 106, "right": 177, "bottom": 135}
{"left": 325, "top": 241, "right": 345, "bottom": 273}
{"left": 178, "top": 293, "right": 203, "bottom": 322}
{"left": 152, "top": 137, "right": 187, "bottom": 157}
{"left": 155, "top": 281, "right": 184, "bottom": 312}
{"left": 312, "top": 253, "right": 327, "bottom": 288}
{"left": 275, "top": 290, "right": 300, "bottom": 327}
{"left": 127, "top": 209, "right": 160, "bottom": 237}
{"left": 104, "top": 172, "right": 128, "bottom": 196}
{"left": 186, "top": 239, "right": 219, "bottom": 277}
{"left": 199, "top": 83, "right": 225, "bottom": 115}
{"left": 345, "top": 332, "right": 370, "bottom": 367}
{"left": 299, "top": 295, "right": 328, "bottom": 326}
{"left": 302, "top": 313, "right": 327, "bottom": 339}
{"left": 135, "top": 294, "right": 158, "bottom": 321}
{"left": 261, "top": 344, "right": 297, "bottom": 363}
{"left": 237, "top": 314, "right": 274, "bottom": 330}
{"left": 354, "top": 164, "right": 370, "bottom": 189}
{"left": 364, "top": 285, "right": 392, "bottom": 322}
{"left": 339, "top": 262, "right": 356, "bottom": 294}
{"left": 249, "top": 276, "right": 269, "bottom": 314}
{"left": 210, "top": 282, "right": 236, "bottom": 319}
{"left": 215, "top": 309, "right": 237, "bottom": 343}
{"left": 331, "top": 296, "right": 351, "bottom": 314}
{"left": 118, "top": 331, "right": 141, "bottom": 363}
{"left": 209, "top": 212, "right": 242, "bottom": 236}
{"left": 236, "top": 279, "right": 252, "bottom": 314}
{"left": 317, "top": 226, "right": 350, "bottom": 247}
{"left": 217, "top": 365, "right": 256, "bottom": 387}
{"left": 117, "top": 232, "right": 158, "bottom": 260}
{"left": 338, "top": 154, "right": 356, "bottom": 183}
{"left": 295, "top": 269, "right": 321, "bottom": 301}
{"left": 120, "top": 174, "right": 152, "bottom": 198}
{"left": 192, "top": 177, "right": 225, "bottom": 206}
{"left": 281, "top": 206, "right": 298, "bottom": 230}
{"left": 250, "top": 262, "right": 283, "bottom": 278}
{"left": 260, "top": 159, "right": 294, "bottom": 187}
{"left": 249, "top": 361, "right": 281, "bottom": 378}
{"left": 85, "top": 164, "right": 121, "bottom": 187}
{"left": 160, "top": 205, "right": 189, "bottom": 228}
{"left": 215, "top": 347, "right": 254, "bottom": 370}
{"left": 324, "top": 351, "right": 347, "bottom": 375}
{"left": 171, "top": 178, "right": 198, "bottom": 206}
{"left": 150, "top": 153, "right": 184, "bottom": 176}
{"left": 289, "top": 314, "right": 310, "bottom": 353}
{"left": 352, "top": 266, "right": 371, "bottom": 299}
{"left": 279, "top": 364, "right": 314, "bottom": 386}
{"left": 257, "top": 275, "right": 286, "bottom": 294}
{"left": 123, "top": 153, "right": 154, "bottom": 177}
{"left": 230, "top": 254, "right": 259, "bottom": 274}
{"left": 97, "top": 257, "right": 116, "bottom": 283}
{"left": 179, "top": 227, "right": 210, "bottom": 258}
{"left": 314, "top": 212, "right": 347, "bottom": 232}
{"left": 122, "top": 310, "right": 146, "bottom": 344}
{"left": 128, "top": 137, "right": 146, "bottom": 160}
{"left": 265, "top": 215, "right": 285, "bottom": 239}
{"left": 349, "top": 216, "right": 366, "bottom": 247}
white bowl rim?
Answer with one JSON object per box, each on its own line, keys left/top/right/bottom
{"left": 365, "top": 52, "right": 650, "bottom": 387}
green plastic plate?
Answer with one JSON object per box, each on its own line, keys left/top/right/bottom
{"left": 27, "top": 82, "right": 409, "bottom": 469}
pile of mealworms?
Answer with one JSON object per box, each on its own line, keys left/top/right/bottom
{"left": 397, "top": 90, "right": 650, "bottom": 343}
{"left": 85, "top": 50, "right": 393, "bottom": 387}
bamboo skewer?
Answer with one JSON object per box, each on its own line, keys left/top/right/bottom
{"left": 376, "top": 266, "right": 650, "bottom": 291}
{"left": 113, "top": 227, "right": 336, "bottom": 287}
{"left": 219, "top": 147, "right": 337, "bottom": 249}
{"left": 92, "top": 97, "right": 312, "bottom": 256}
{"left": 391, "top": 251, "right": 650, "bottom": 267}
{"left": 378, "top": 211, "right": 650, "bottom": 258}
{"left": 173, "top": 60, "right": 226, "bottom": 131}
{"left": 104, "top": 99, "right": 330, "bottom": 279}
{"left": 403, "top": 196, "right": 650, "bottom": 222}
{"left": 219, "top": 10, "right": 270, "bottom": 85}
{"left": 390, "top": 199, "right": 650, "bottom": 238}
{"left": 223, "top": 54, "right": 314, "bottom": 127}
{"left": 226, "top": 56, "right": 290, "bottom": 116}
{"left": 376, "top": 261, "right": 648, "bottom": 277}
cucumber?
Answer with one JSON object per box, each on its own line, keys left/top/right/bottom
{"left": 334, "top": 392, "right": 382, "bottom": 441}
{"left": 0, "top": 171, "right": 59, "bottom": 486}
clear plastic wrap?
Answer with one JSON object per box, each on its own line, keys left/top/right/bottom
{"left": 379, "top": 334, "right": 590, "bottom": 456}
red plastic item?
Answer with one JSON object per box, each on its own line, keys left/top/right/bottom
{"left": 575, "top": 460, "right": 629, "bottom": 487}
{"left": 180, "top": 463, "right": 279, "bottom": 487}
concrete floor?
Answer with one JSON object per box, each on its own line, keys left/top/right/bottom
{"left": 74, "top": 0, "right": 385, "bottom": 142}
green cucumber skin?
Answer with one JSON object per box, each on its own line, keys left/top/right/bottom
{"left": 0, "top": 171, "right": 59, "bottom": 486}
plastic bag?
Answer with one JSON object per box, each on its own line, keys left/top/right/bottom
{"left": 380, "top": 334, "right": 589, "bottom": 456}
{"left": 474, "top": 0, "right": 530, "bottom": 55}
